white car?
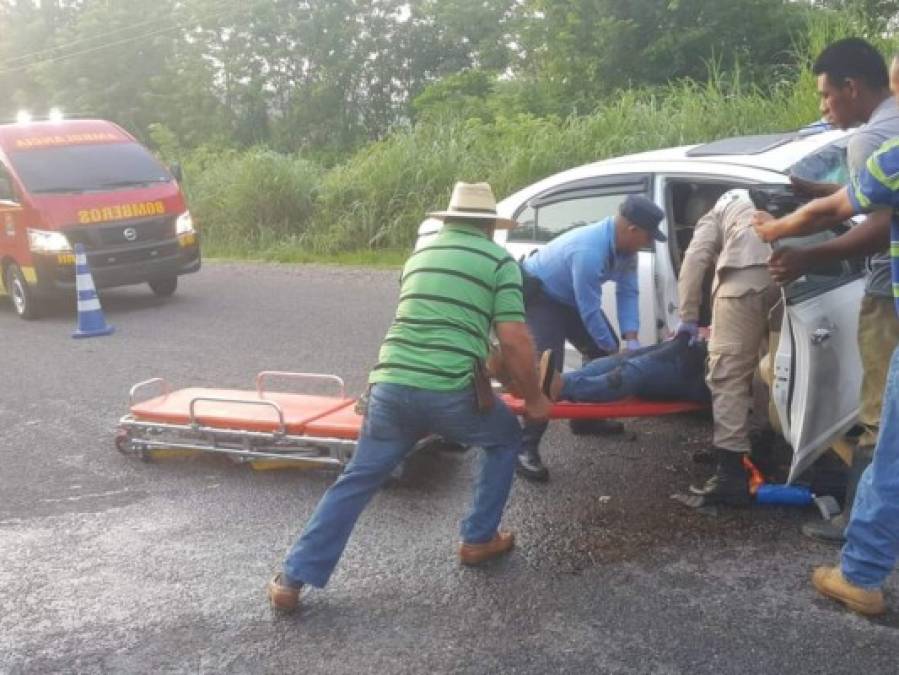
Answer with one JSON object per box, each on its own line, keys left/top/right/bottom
{"left": 416, "top": 126, "right": 864, "bottom": 481}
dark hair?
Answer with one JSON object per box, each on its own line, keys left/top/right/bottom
{"left": 813, "top": 38, "right": 889, "bottom": 90}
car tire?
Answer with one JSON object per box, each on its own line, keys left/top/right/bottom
{"left": 5, "top": 263, "right": 41, "bottom": 319}
{"left": 148, "top": 277, "right": 178, "bottom": 297}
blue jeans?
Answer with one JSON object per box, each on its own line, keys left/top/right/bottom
{"left": 560, "top": 334, "right": 710, "bottom": 403}
{"left": 282, "top": 382, "right": 522, "bottom": 588}
{"left": 841, "top": 345, "right": 899, "bottom": 588}
{"left": 521, "top": 292, "right": 615, "bottom": 457}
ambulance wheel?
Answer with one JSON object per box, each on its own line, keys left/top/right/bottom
{"left": 5, "top": 263, "right": 40, "bottom": 319}
{"left": 148, "top": 277, "right": 178, "bottom": 297}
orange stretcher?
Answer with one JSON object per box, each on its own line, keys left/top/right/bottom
{"left": 116, "top": 372, "right": 364, "bottom": 468}
{"left": 116, "top": 371, "right": 707, "bottom": 469}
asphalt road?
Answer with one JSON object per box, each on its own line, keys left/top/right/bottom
{"left": 1, "top": 261, "right": 897, "bottom": 674}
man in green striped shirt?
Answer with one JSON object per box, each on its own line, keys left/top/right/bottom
{"left": 269, "top": 182, "right": 552, "bottom": 612}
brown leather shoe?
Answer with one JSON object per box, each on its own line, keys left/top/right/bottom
{"left": 267, "top": 573, "right": 302, "bottom": 612}
{"left": 812, "top": 566, "right": 885, "bottom": 616}
{"left": 459, "top": 530, "right": 515, "bottom": 565}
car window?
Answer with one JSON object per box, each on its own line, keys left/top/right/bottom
{"left": 510, "top": 177, "right": 650, "bottom": 243}
{"left": 534, "top": 193, "right": 629, "bottom": 242}
{"left": 777, "top": 227, "right": 864, "bottom": 304}
{"left": 788, "top": 139, "right": 849, "bottom": 185}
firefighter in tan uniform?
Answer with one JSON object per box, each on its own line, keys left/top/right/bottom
{"left": 674, "top": 189, "right": 779, "bottom": 507}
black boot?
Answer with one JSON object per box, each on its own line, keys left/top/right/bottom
{"left": 516, "top": 449, "right": 549, "bottom": 482}
{"left": 802, "top": 445, "right": 874, "bottom": 544}
{"left": 682, "top": 448, "right": 751, "bottom": 507}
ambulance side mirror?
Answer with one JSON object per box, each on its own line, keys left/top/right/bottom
{"left": 169, "top": 162, "right": 183, "bottom": 183}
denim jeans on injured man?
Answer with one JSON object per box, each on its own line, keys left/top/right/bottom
{"left": 559, "top": 333, "right": 711, "bottom": 403}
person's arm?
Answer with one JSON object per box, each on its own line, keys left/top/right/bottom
{"left": 677, "top": 210, "right": 722, "bottom": 323}
{"left": 791, "top": 175, "right": 841, "bottom": 198}
{"left": 615, "top": 257, "right": 639, "bottom": 348}
{"left": 768, "top": 210, "right": 891, "bottom": 284}
{"left": 753, "top": 187, "right": 857, "bottom": 243}
{"left": 570, "top": 251, "right": 618, "bottom": 353}
{"left": 494, "top": 321, "right": 551, "bottom": 422}
{"left": 492, "top": 258, "right": 550, "bottom": 421}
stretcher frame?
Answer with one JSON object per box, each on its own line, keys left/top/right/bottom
{"left": 116, "top": 372, "right": 360, "bottom": 469}
{"left": 116, "top": 370, "right": 709, "bottom": 469}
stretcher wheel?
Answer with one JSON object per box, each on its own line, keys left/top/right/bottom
{"left": 114, "top": 429, "right": 132, "bottom": 454}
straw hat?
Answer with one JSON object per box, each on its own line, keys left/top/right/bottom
{"left": 428, "top": 182, "right": 517, "bottom": 230}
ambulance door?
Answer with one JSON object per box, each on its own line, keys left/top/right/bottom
{"left": 771, "top": 229, "right": 865, "bottom": 483}
{"left": 0, "top": 165, "right": 26, "bottom": 297}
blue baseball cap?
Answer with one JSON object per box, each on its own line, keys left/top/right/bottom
{"left": 620, "top": 195, "right": 666, "bottom": 242}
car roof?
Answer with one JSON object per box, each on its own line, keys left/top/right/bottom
{"left": 493, "top": 127, "right": 848, "bottom": 216}
{"left": 601, "top": 128, "right": 847, "bottom": 173}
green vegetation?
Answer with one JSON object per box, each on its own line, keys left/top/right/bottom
{"left": 1, "top": 1, "right": 897, "bottom": 262}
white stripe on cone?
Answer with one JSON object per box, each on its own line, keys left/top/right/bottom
{"left": 76, "top": 273, "right": 97, "bottom": 289}
{"left": 78, "top": 298, "right": 102, "bottom": 312}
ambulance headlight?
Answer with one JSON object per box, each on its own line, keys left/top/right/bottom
{"left": 176, "top": 211, "right": 194, "bottom": 235}
{"left": 27, "top": 228, "right": 72, "bottom": 253}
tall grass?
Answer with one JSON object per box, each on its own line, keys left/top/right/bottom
{"left": 182, "top": 11, "right": 888, "bottom": 260}
{"left": 184, "top": 148, "right": 321, "bottom": 255}
{"left": 295, "top": 75, "right": 819, "bottom": 253}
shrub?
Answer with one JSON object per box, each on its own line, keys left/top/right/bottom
{"left": 183, "top": 148, "right": 321, "bottom": 254}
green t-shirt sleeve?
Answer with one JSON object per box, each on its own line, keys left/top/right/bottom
{"left": 492, "top": 258, "right": 526, "bottom": 323}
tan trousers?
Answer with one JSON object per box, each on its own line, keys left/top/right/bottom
{"left": 857, "top": 295, "right": 899, "bottom": 449}
{"left": 707, "top": 282, "right": 779, "bottom": 453}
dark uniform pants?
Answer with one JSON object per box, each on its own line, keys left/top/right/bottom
{"left": 520, "top": 291, "right": 617, "bottom": 457}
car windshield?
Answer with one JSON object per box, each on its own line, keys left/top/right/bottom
{"left": 8, "top": 143, "right": 171, "bottom": 194}
{"left": 788, "top": 138, "right": 849, "bottom": 185}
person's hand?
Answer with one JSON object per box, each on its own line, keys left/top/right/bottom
{"left": 751, "top": 210, "right": 781, "bottom": 243}
{"left": 768, "top": 246, "right": 808, "bottom": 285}
{"left": 523, "top": 394, "right": 552, "bottom": 423}
{"left": 674, "top": 320, "right": 698, "bottom": 342}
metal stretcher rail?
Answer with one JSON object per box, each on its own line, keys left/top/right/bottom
{"left": 117, "top": 371, "right": 362, "bottom": 468}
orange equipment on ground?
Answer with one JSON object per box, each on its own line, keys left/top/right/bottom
{"left": 116, "top": 372, "right": 709, "bottom": 469}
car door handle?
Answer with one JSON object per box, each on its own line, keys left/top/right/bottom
{"left": 811, "top": 328, "right": 832, "bottom": 345}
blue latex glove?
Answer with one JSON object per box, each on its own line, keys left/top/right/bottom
{"left": 625, "top": 338, "right": 641, "bottom": 352}
{"left": 674, "top": 321, "right": 699, "bottom": 343}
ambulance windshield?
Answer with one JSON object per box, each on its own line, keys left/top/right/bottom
{"left": 9, "top": 142, "right": 171, "bottom": 194}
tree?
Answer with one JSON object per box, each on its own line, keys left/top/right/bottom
{"left": 515, "top": 0, "right": 809, "bottom": 114}
{"left": 812, "top": 0, "right": 899, "bottom": 31}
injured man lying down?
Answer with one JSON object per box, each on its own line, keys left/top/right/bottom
{"left": 490, "top": 333, "right": 710, "bottom": 405}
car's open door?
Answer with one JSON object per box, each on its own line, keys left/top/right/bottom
{"left": 771, "top": 230, "right": 865, "bottom": 483}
